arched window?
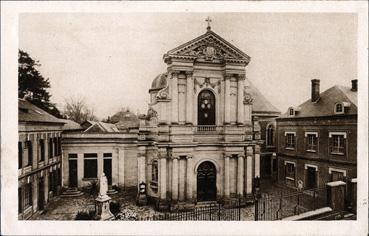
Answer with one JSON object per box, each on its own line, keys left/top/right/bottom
{"left": 198, "top": 90, "right": 216, "bottom": 126}
{"left": 267, "top": 125, "right": 274, "bottom": 146}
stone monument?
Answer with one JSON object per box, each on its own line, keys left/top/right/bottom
{"left": 95, "top": 173, "right": 114, "bottom": 220}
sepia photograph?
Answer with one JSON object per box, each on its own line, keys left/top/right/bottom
{"left": 1, "top": 1, "right": 368, "bottom": 235}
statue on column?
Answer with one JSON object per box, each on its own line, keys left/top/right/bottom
{"left": 95, "top": 173, "right": 114, "bottom": 220}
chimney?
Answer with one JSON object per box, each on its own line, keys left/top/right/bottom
{"left": 351, "top": 79, "right": 358, "bottom": 92}
{"left": 311, "top": 79, "right": 320, "bottom": 102}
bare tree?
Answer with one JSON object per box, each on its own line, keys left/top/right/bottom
{"left": 63, "top": 97, "right": 98, "bottom": 124}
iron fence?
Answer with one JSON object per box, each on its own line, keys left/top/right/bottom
{"left": 255, "top": 187, "right": 327, "bottom": 221}
{"left": 129, "top": 199, "right": 241, "bottom": 221}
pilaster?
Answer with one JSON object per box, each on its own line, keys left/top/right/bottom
{"left": 185, "top": 71, "right": 193, "bottom": 124}
{"left": 171, "top": 71, "right": 179, "bottom": 124}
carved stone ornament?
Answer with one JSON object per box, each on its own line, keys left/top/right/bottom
{"left": 194, "top": 77, "right": 221, "bottom": 93}
{"left": 243, "top": 90, "right": 254, "bottom": 105}
{"left": 147, "top": 107, "right": 158, "bottom": 119}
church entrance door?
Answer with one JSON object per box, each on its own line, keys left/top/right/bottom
{"left": 197, "top": 161, "right": 217, "bottom": 202}
{"left": 198, "top": 89, "right": 216, "bottom": 126}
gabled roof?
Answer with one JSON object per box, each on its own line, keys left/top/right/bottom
{"left": 84, "top": 121, "right": 119, "bottom": 133}
{"left": 163, "top": 29, "right": 250, "bottom": 65}
{"left": 280, "top": 85, "right": 357, "bottom": 118}
{"left": 19, "top": 99, "right": 64, "bottom": 124}
{"left": 244, "top": 79, "right": 281, "bottom": 116}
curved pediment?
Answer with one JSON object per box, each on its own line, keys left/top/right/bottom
{"left": 163, "top": 30, "right": 250, "bottom": 65}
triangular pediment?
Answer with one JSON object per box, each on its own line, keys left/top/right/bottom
{"left": 164, "top": 30, "right": 250, "bottom": 65}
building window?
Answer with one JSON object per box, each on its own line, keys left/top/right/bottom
{"left": 24, "top": 183, "right": 32, "bottom": 209}
{"left": 306, "top": 133, "right": 318, "bottom": 152}
{"left": 53, "top": 138, "right": 58, "bottom": 156}
{"left": 18, "top": 187, "right": 22, "bottom": 213}
{"left": 285, "top": 132, "right": 296, "bottom": 149}
{"left": 18, "top": 142, "right": 23, "bottom": 169}
{"left": 39, "top": 139, "right": 45, "bottom": 161}
{"left": 329, "top": 168, "right": 346, "bottom": 182}
{"left": 151, "top": 160, "right": 158, "bottom": 183}
{"left": 57, "top": 137, "right": 62, "bottom": 156}
{"left": 84, "top": 153, "right": 98, "bottom": 178}
{"left": 330, "top": 134, "right": 346, "bottom": 155}
{"left": 288, "top": 108, "right": 294, "bottom": 117}
{"left": 26, "top": 141, "right": 32, "bottom": 166}
{"left": 285, "top": 162, "right": 295, "bottom": 180}
{"left": 335, "top": 103, "right": 343, "bottom": 114}
{"left": 49, "top": 138, "right": 53, "bottom": 158}
{"left": 267, "top": 125, "right": 274, "bottom": 146}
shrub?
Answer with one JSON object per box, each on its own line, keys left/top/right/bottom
{"left": 89, "top": 180, "right": 98, "bottom": 196}
{"left": 75, "top": 210, "right": 96, "bottom": 220}
{"left": 109, "top": 201, "right": 121, "bottom": 216}
{"left": 112, "top": 185, "right": 120, "bottom": 192}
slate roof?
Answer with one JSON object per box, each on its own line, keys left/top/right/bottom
{"left": 280, "top": 85, "right": 357, "bottom": 118}
{"left": 60, "top": 119, "right": 83, "bottom": 130}
{"left": 19, "top": 99, "right": 64, "bottom": 124}
{"left": 244, "top": 79, "right": 281, "bottom": 116}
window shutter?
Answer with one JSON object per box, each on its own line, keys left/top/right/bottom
{"left": 329, "top": 137, "right": 333, "bottom": 153}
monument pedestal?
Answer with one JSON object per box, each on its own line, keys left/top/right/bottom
{"left": 95, "top": 195, "right": 114, "bottom": 221}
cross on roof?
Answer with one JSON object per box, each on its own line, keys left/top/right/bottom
{"left": 205, "top": 16, "right": 212, "bottom": 31}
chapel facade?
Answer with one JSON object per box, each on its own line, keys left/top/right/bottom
{"left": 137, "top": 26, "right": 265, "bottom": 209}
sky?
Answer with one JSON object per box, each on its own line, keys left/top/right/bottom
{"left": 19, "top": 13, "right": 357, "bottom": 119}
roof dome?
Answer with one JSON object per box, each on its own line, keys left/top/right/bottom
{"left": 151, "top": 73, "right": 167, "bottom": 91}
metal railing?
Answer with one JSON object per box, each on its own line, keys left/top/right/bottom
{"left": 114, "top": 199, "right": 241, "bottom": 221}
{"left": 255, "top": 187, "right": 328, "bottom": 221}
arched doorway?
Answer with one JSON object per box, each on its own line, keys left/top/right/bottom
{"left": 197, "top": 161, "right": 217, "bottom": 202}
{"left": 198, "top": 90, "right": 216, "bottom": 126}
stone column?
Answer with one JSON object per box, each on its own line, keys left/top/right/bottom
{"left": 224, "top": 154, "right": 230, "bottom": 198}
{"left": 44, "top": 171, "right": 49, "bottom": 203}
{"left": 237, "top": 75, "right": 245, "bottom": 124}
{"left": 32, "top": 134, "right": 38, "bottom": 169}
{"left": 44, "top": 133, "right": 49, "bottom": 165}
{"left": 185, "top": 71, "right": 193, "bottom": 124}
{"left": 237, "top": 155, "right": 245, "bottom": 197}
{"left": 77, "top": 153, "right": 84, "bottom": 188}
{"left": 246, "top": 147, "right": 253, "bottom": 195}
{"left": 97, "top": 152, "right": 103, "bottom": 179}
{"left": 326, "top": 181, "right": 346, "bottom": 212}
{"left": 32, "top": 176, "right": 38, "bottom": 212}
{"left": 159, "top": 154, "right": 167, "bottom": 200}
{"left": 171, "top": 71, "right": 179, "bottom": 124}
{"left": 186, "top": 155, "right": 193, "bottom": 202}
{"left": 172, "top": 156, "right": 179, "bottom": 201}
{"left": 224, "top": 75, "right": 231, "bottom": 124}
{"left": 254, "top": 145, "right": 261, "bottom": 178}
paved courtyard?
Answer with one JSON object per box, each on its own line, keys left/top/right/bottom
{"left": 31, "top": 187, "right": 255, "bottom": 221}
{"left": 31, "top": 181, "right": 300, "bottom": 221}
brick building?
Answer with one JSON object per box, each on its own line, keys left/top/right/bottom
{"left": 18, "top": 99, "right": 64, "bottom": 219}
{"left": 276, "top": 79, "right": 357, "bottom": 190}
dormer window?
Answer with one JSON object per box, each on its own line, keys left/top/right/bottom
{"left": 288, "top": 107, "right": 295, "bottom": 117}
{"left": 335, "top": 102, "right": 350, "bottom": 114}
{"left": 335, "top": 103, "right": 343, "bottom": 114}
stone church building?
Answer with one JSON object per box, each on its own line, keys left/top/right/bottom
{"left": 61, "top": 26, "right": 279, "bottom": 210}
